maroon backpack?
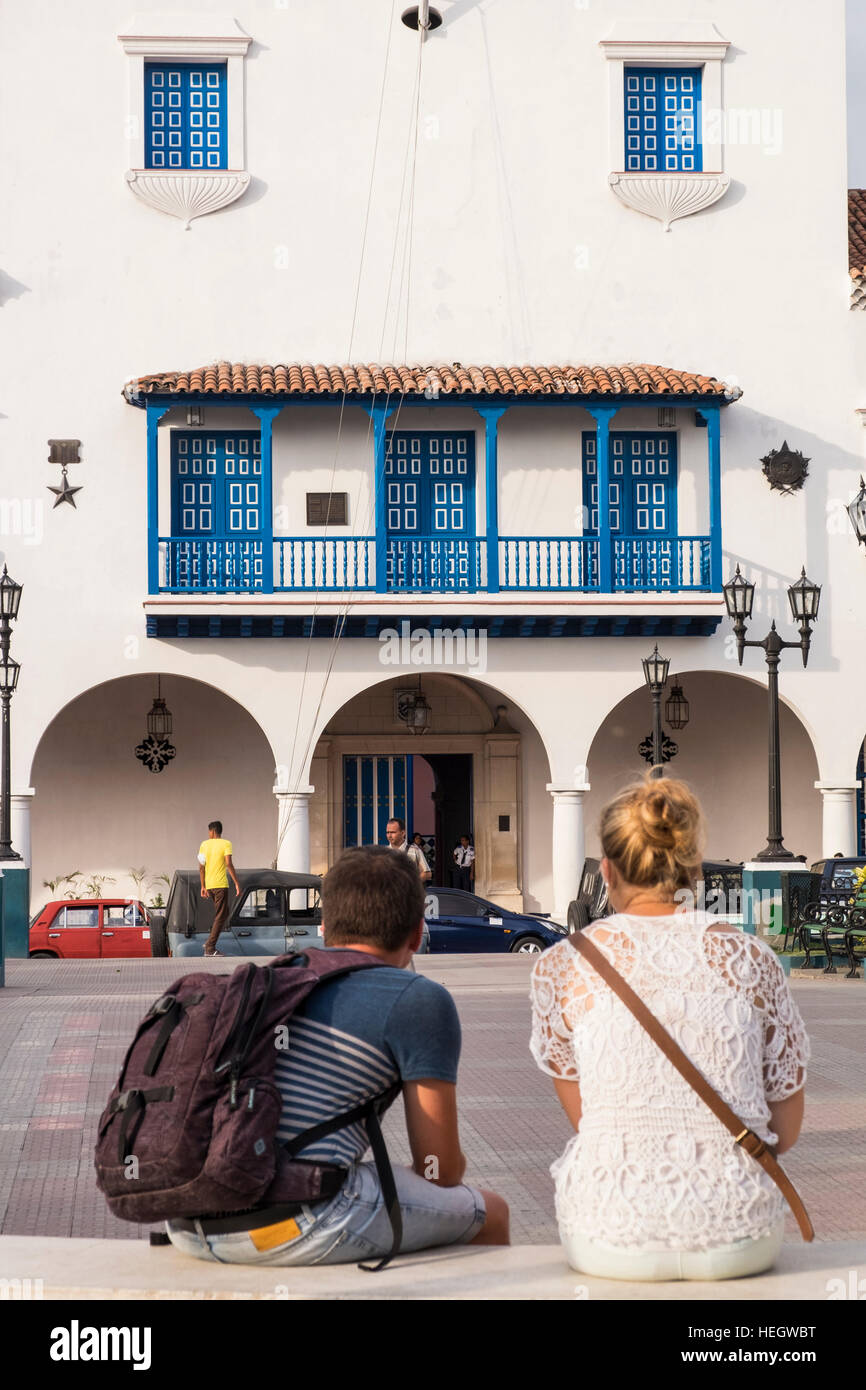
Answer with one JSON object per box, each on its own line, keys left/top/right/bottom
{"left": 94, "top": 951, "right": 403, "bottom": 1264}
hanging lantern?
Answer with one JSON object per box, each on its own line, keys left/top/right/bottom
{"left": 405, "top": 681, "right": 431, "bottom": 735}
{"left": 147, "top": 677, "right": 173, "bottom": 738}
{"left": 664, "top": 678, "right": 690, "bottom": 730}
{"left": 135, "top": 677, "right": 176, "bottom": 772}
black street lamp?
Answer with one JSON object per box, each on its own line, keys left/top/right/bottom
{"left": 641, "top": 645, "right": 670, "bottom": 779}
{"left": 0, "top": 566, "right": 22, "bottom": 861}
{"left": 723, "top": 564, "right": 821, "bottom": 861}
{"left": 848, "top": 476, "right": 866, "bottom": 547}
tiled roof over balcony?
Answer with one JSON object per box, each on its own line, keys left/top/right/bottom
{"left": 849, "top": 189, "right": 866, "bottom": 278}
{"left": 125, "top": 361, "right": 740, "bottom": 400}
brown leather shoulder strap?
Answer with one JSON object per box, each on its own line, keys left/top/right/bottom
{"left": 568, "top": 930, "right": 813, "bottom": 1242}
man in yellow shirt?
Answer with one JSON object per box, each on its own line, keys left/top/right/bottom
{"left": 198, "top": 820, "right": 241, "bottom": 956}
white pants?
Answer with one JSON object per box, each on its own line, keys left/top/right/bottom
{"left": 563, "top": 1219, "right": 785, "bottom": 1282}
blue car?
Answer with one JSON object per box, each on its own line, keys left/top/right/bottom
{"left": 424, "top": 887, "right": 566, "bottom": 954}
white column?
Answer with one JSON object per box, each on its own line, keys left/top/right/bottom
{"left": 274, "top": 786, "right": 315, "bottom": 871}
{"left": 547, "top": 783, "right": 590, "bottom": 923}
{"left": 10, "top": 788, "right": 35, "bottom": 866}
{"left": 814, "top": 783, "right": 858, "bottom": 858}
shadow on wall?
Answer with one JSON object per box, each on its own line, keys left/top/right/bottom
{"left": 585, "top": 670, "right": 821, "bottom": 865}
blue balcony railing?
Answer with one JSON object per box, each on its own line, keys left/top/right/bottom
{"left": 157, "top": 534, "right": 714, "bottom": 594}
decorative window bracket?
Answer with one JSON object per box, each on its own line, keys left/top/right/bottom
{"left": 600, "top": 21, "right": 731, "bottom": 231}
{"left": 118, "top": 14, "right": 252, "bottom": 227}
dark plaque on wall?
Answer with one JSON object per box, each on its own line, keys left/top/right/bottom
{"left": 306, "top": 492, "right": 348, "bottom": 525}
{"left": 761, "top": 441, "right": 810, "bottom": 495}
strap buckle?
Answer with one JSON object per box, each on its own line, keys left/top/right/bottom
{"left": 735, "top": 1128, "right": 768, "bottom": 1160}
{"left": 149, "top": 994, "right": 176, "bottom": 1016}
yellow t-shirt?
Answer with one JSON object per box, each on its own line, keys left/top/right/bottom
{"left": 198, "top": 838, "right": 233, "bottom": 890}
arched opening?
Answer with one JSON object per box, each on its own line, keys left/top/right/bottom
{"left": 30, "top": 674, "right": 277, "bottom": 910}
{"left": 307, "top": 672, "right": 552, "bottom": 912}
{"left": 586, "top": 670, "right": 821, "bottom": 863}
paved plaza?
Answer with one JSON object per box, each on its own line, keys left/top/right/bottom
{"left": 0, "top": 954, "right": 863, "bottom": 1249}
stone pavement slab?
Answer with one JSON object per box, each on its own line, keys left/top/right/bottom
{"left": 1, "top": 1234, "right": 864, "bottom": 1301}
{"left": 0, "top": 955, "right": 863, "bottom": 1246}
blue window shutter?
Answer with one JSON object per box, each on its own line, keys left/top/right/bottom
{"left": 145, "top": 63, "right": 228, "bottom": 171}
{"left": 623, "top": 67, "right": 702, "bottom": 173}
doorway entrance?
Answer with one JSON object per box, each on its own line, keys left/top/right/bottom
{"left": 341, "top": 751, "right": 473, "bottom": 886}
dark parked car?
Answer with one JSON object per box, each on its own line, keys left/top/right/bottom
{"left": 154, "top": 870, "right": 325, "bottom": 957}
{"left": 424, "top": 887, "right": 566, "bottom": 954}
{"left": 566, "top": 858, "right": 745, "bottom": 931}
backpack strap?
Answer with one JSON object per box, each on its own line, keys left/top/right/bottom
{"left": 283, "top": 1081, "right": 404, "bottom": 1271}
{"left": 567, "top": 930, "right": 814, "bottom": 1242}
{"left": 104, "top": 1085, "right": 176, "bottom": 1163}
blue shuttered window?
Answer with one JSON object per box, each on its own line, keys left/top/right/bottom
{"left": 858, "top": 744, "right": 865, "bottom": 856}
{"left": 145, "top": 63, "right": 227, "bottom": 170}
{"left": 624, "top": 67, "right": 702, "bottom": 173}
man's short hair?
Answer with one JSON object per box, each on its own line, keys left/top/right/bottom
{"left": 208, "top": 821, "right": 223, "bottom": 836}
{"left": 386, "top": 817, "right": 405, "bottom": 831}
{"left": 322, "top": 846, "right": 424, "bottom": 952}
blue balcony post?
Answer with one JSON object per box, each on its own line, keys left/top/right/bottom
{"left": 476, "top": 406, "right": 507, "bottom": 592}
{"left": 588, "top": 405, "right": 617, "bottom": 592}
{"left": 146, "top": 403, "right": 170, "bottom": 593}
{"left": 705, "top": 404, "right": 722, "bottom": 591}
{"left": 359, "top": 401, "right": 390, "bottom": 593}
{"left": 252, "top": 403, "right": 282, "bottom": 592}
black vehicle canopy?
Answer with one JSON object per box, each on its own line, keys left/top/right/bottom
{"left": 164, "top": 869, "right": 321, "bottom": 936}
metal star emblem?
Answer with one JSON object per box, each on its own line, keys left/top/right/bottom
{"left": 48, "top": 467, "right": 83, "bottom": 508}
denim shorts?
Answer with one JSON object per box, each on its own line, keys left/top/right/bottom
{"left": 165, "top": 1161, "right": 486, "bottom": 1266}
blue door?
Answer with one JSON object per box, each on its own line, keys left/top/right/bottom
{"left": 171, "top": 433, "right": 265, "bottom": 589}
{"left": 858, "top": 743, "right": 865, "bottom": 856}
{"left": 582, "top": 432, "right": 678, "bottom": 588}
{"left": 344, "top": 756, "right": 408, "bottom": 847}
{"left": 385, "top": 432, "right": 477, "bottom": 591}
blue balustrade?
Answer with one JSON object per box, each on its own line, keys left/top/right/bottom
{"left": 158, "top": 534, "right": 713, "bottom": 595}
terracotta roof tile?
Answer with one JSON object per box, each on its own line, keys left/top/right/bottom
{"left": 125, "top": 361, "right": 739, "bottom": 401}
{"left": 850, "top": 190, "right": 866, "bottom": 281}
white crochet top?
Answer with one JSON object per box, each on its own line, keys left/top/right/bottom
{"left": 529, "top": 913, "right": 810, "bottom": 1251}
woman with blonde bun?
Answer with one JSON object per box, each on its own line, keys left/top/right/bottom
{"left": 530, "top": 774, "right": 809, "bottom": 1281}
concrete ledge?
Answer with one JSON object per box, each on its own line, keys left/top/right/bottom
{"left": 1, "top": 1236, "right": 864, "bottom": 1301}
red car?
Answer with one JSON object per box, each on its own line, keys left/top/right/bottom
{"left": 29, "top": 900, "right": 152, "bottom": 959}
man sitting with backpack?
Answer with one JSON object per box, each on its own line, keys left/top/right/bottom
{"left": 162, "top": 845, "right": 509, "bottom": 1265}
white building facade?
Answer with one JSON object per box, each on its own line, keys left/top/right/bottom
{"left": 1, "top": 0, "right": 864, "bottom": 944}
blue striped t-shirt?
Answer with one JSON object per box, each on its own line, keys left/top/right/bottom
{"left": 274, "top": 960, "right": 461, "bottom": 1167}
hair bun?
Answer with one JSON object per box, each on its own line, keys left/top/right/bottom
{"left": 599, "top": 774, "right": 704, "bottom": 894}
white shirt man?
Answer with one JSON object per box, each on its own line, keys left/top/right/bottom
{"left": 385, "top": 818, "right": 432, "bottom": 882}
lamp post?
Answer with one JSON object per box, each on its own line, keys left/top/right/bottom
{"left": 0, "top": 567, "right": 22, "bottom": 862}
{"left": 641, "top": 645, "right": 670, "bottom": 779}
{"left": 723, "top": 564, "right": 821, "bottom": 861}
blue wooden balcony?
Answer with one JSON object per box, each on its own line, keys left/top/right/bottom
{"left": 156, "top": 533, "right": 714, "bottom": 594}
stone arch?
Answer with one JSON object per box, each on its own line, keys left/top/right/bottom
{"left": 29, "top": 673, "right": 278, "bottom": 907}
{"left": 585, "top": 669, "right": 822, "bottom": 863}
{"left": 306, "top": 670, "right": 553, "bottom": 913}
